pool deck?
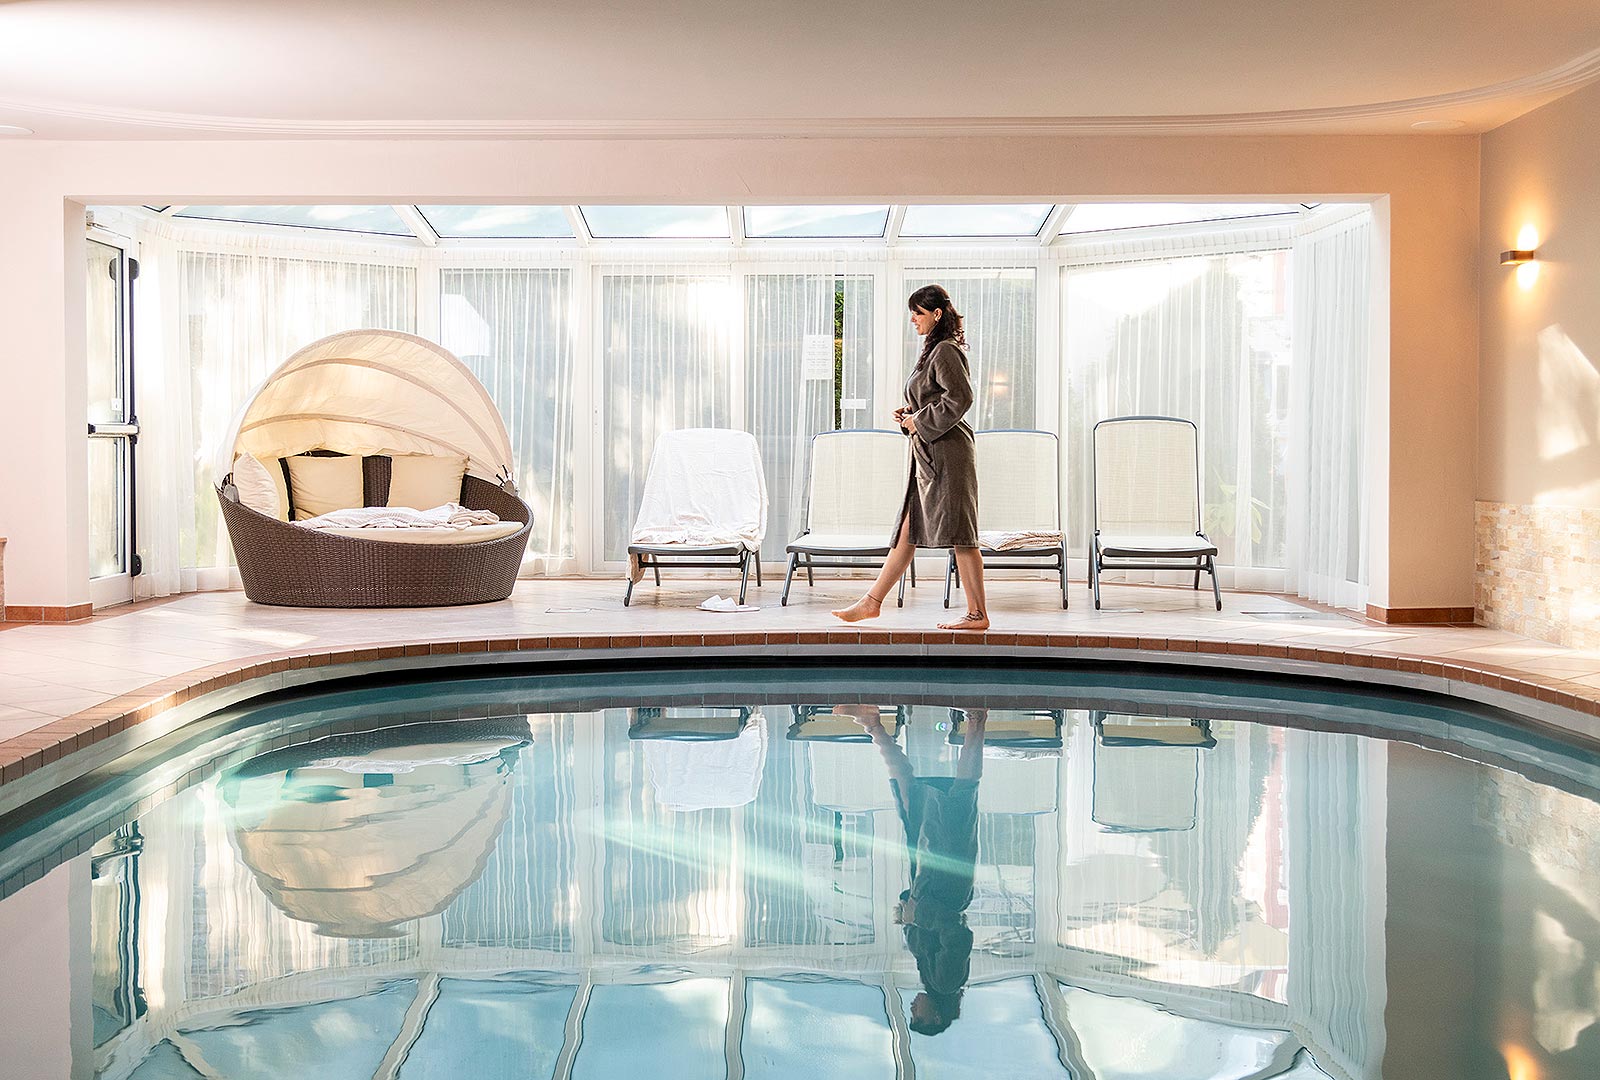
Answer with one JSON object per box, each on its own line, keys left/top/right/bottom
{"left": 2, "top": 578, "right": 1599, "bottom": 797}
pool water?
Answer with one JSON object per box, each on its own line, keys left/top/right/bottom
{"left": 1, "top": 664, "right": 1598, "bottom": 1080}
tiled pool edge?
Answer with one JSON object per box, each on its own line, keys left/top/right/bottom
{"left": 3, "top": 630, "right": 1599, "bottom": 814}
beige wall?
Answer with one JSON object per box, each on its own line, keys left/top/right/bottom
{"left": 1480, "top": 79, "right": 1600, "bottom": 508}
{"left": 0, "top": 134, "right": 1481, "bottom": 609}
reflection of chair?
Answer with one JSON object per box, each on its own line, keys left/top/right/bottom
{"left": 947, "top": 430, "right": 1068, "bottom": 610}
{"left": 976, "top": 753, "right": 1059, "bottom": 815}
{"left": 787, "top": 704, "right": 904, "bottom": 742}
{"left": 808, "top": 739, "right": 897, "bottom": 813}
{"left": 626, "top": 428, "right": 767, "bottom": 606}
{"left": 629, "top": 706, "right": 753, "bottom": 741}
{"left": 1089, "top": 712, "right": 1208, "bottom": 833}
{"left": 221, "top": 719, "right": 530, "bottom": 937}
{"left": 1089, "top": 415, "right": 1221, "bottom": 610}
{"left": 783, "top": 430, "right": 913, "bottom": 607}
{"left": 643, "top": 713, "right": 768, "bottom": 811}
{"left": 948, "top": 709, "right": 1063, "bottom": 749}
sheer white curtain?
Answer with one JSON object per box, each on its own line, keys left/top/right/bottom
{"left": 901, "top": 265, "right": 1038, "bottom": 429}
{"left": 1063, "top": 246, "right": 1292, "bottom": 591}
{"left": 439, "top": 259, "right": 578, "bottom": 574}
{"left": 744, "top": 259, "right": 876, "bottom": 561}
{"left": 136, "top": 225, "right": 417, "bottom": 589}
{"left": 598, "top": 252, "right": 736, "bottom": 563}
{"left": 1287, "top": 208, "right": 1372, "bottom": 608}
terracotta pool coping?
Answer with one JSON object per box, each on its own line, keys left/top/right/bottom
{"left": 2, "top": 629, "right": 1599, "bottom": 792}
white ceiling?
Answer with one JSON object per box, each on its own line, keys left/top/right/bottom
{"left": 3, "top": 0, "right": 1599, "bottom": 139}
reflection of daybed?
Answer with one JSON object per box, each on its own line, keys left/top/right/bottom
{"left": 216, "top": 329, "right": 532, "bottom": 607}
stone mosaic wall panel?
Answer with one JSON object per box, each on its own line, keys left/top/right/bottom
{"left": 1476, "top": 501, "right": 1600, "bottom": 648}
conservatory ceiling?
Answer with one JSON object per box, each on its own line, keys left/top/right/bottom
{"left": 129, "top": 203, "right": 1323, "bottom": 244}
{"left": 1, "top": 1, "right": 1598, "bottom": 138}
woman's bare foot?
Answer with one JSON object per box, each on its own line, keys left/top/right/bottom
{"left": 832, "top": 593, "right": 884, "bottom": 623}
{"left": 937, "top": 611, "right": 989, "bottom": 631}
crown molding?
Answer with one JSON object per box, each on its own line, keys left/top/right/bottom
{"left": 4, "top": 47, "right": 1599, "bottom": 140}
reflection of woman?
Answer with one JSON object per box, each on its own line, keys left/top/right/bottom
{"left": 842, "top": 705, "right": 985, "bottom": 1036}
{"left": 833, "top": 284, "right": 988, "bottom": 630}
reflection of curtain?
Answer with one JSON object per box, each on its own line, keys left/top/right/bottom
{"left": 439, "top": 265, "right": 576, "bottom": 573}
{"left": 902, "top": 267, "right": 1037, "bottom": 429}
{"left": 143, "top": 227, "right": 416, "bottom": 589}
{"left": 600, "top": 257, "right": 734, "bottom": 562}
{"left": 745, "top": 267, "right": 874, "bottom": 560}
{"left": 1064, "top": 250, "right": 1290, "bottom": 590}
{"left": 1288, "top": 210, "right": 1372, "bottom": 609}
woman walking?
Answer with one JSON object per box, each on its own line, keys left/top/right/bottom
{"left": 833, "top": 284, "right": 988, "bottom": 630}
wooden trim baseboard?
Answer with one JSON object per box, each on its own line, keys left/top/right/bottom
{"left": 2, "top": 603, "right": 94, "bottom": 624}
{"left": 1366, "top": 604, "right": 1476, "bottom": 625}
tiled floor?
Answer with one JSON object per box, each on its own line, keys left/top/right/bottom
{"left": 3, "top": 577, "right": 1597, "bottom": 747}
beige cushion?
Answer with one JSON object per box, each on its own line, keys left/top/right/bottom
{"left": 286, "top": 454, "right": 365, "bottom": 520}
{"left": 386, "top": 454, "right": 468, "bottom": 511}
{"left": 308, "top": 521, "right": 522, "bottom": 545}
{"left": 232, "top": 453, "right": 288, "bottom": 522}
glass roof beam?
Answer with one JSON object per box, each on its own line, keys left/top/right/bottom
{"left": 885, "top": 206, "right": 907, "bottom": 243}
{"left": 392, "top": 205, "right": 440, "bottom": 247}
{"left": 563, "top": 206, "right": 592, "bottom": 246}
{"left": 727, "top": 206, "right": 744, "bottom": 248}
{"left": 1038, "top": 205, "right": 1074, "bottom": 245}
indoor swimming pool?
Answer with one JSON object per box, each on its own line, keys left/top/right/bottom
{"left": 1, "top": 662, "right": 1596, "bottom": 1079}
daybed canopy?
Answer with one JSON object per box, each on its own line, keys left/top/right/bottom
{"left": 218, "top": 328, "right": 514, "bottom": 483}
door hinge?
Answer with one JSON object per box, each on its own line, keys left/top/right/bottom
{"left": 130, "top": 553, "right": 143, "bottom": 577}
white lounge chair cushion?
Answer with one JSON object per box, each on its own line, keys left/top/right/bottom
{"left": 787, "top": 532, "right": 892, "bottom": 554}
{"left": 286, "top": 454, "right": 365, "bottom": 520}
{"left": 309, "top": 521, "right": 523, "bottom": 545}
{"left": 233, "top": 452, "right": 288, "bottom": 521}
{"left": 1098, "top": 533, "right": 1218, "bottom": 557}
{"left": 386, "top": 453, "right": 467, "bottom": 511}
{"left": 630, "top": 429, "right": 767, "bottom": 550}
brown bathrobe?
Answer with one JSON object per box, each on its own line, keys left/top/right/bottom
{"left": 893, "top": 340, "right": 979, "bottom": 549}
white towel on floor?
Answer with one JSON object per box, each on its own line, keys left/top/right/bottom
{"left": 297, "top": 502, "right": 501, "bottom": 531}
{"left": 699, "top": 594, "right": 760, "bottom": 613}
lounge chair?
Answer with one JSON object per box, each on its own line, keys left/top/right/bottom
{"left": 782, "top": 429, "right": 913, "bottom": 606}
{"left": 1089, "top": 712, "right": 1211, "bottom": 833}
{"left": 945, "top": 429, "right": 1067, "bottom": 609}
{"left": 1089, "top": 415, "right": 1221, "bottom": 611}
{"left": 625, "top": 428, "right": 767, "bottom": 606}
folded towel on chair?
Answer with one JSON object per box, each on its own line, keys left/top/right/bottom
{"left": 979, "top": 530, "right": 1064, "bottom": 551}
{"left": 298, "top": 503, "right": 501, "bottom": 531}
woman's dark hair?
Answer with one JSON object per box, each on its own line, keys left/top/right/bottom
{"left": 908, "top": 284, "right": 965, "bottom": 364}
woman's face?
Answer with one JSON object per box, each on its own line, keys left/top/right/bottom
{"left": 910, "top": 305, "right": 942, "bottom": 337}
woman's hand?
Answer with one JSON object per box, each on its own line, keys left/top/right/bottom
{"left": 901, "top": 413, "right": 918, "bottom": 436}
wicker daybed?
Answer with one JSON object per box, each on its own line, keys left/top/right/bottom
{"left": 216, "top": 329, "right": 533, "bottom": 608}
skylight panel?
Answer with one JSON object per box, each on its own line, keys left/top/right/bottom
{"left": 743, "top": 205, "right": 891, "bottom": 239}
{"left": 898, "top": 204, "right": 1054, "bottom": 238}
{"left": 416, "top": 205, "right": 574, "bottom": 239}
{"left": 579, "top": 205, "right": 730, "bottom": 239}
{"left": 1061, "top": 203, "right": 1299, "bottom": 235}
{"left": 173, "top": 205, "right": 413, "bottom": 236}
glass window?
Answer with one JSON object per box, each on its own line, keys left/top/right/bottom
{"left": 574, "top": 980, "right": 729, "bottom": 1080}
{"left": 744, "top": 205, "right": 891, "bottom": 239}
{"left": 400, "top": 978, "right": 574, "bottom": 1079}
{"left": 600, "top": 270, "right": 735, "bottom": 562}
{"left": 1061, "top": 985, "right": 1295, "bottom": 1080}
{"left": 746, "top": 273, "right": 876, "bottom": 561}
{"left": 744, "top": 978, "right": 895, "bottom": 1080}
{"left": 440, "top": 269, "right": 577, "bottom": 565}
{"left": 180, "top": 980, "right": 417, "bottom": 1079}
{"left": 901, "top": 978, "right": 1067, "bottom": 1078}
{"left": 902, "top": 269, "right": 1037, "bottom": 429}
{"left": 1061, "top": 204, "right": 1298, "bottom": 235}
{"left": 417, "top": 205, "right": 574, "bottom": 239}
{"left": 173, "top": 205, "right": 414, "bottom": 236}
{"left": 581, "top": 205, "right": 730, "bottom": 239}
{"left": 86, "top": 239, "right": 126, "bottom": 425}
{"left": 899, "top": 204, "right": 1053, "bottom": 238}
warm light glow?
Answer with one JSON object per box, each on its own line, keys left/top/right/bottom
{"left": 1518, "top": 225, "right": 1540, "bottom": 250}
{"left": 1518, "top": 261, "right": 1541, "bottom": 290}
{"left": 1501, "top": 1041, "right": 1540, "bottom": 1080}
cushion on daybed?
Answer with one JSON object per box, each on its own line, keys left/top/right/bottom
{"left": 310, "top": 521, "right": 524, "bottom": 545}
{"left": 233, "top": 452, "right": 289, "bottom": 521}
{"left": 386, "top": 454, "right": 468, "bottom": 510}
{"left": 287, "top": 454, "right": 365, "bottom": 520}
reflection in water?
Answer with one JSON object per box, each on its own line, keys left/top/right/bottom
{"left": 2, "top": 691, "right": 1595, "bottom": 1079}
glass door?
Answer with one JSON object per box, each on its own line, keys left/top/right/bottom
{"left": 87, "top": 234, "right": 139, "bottom": 608}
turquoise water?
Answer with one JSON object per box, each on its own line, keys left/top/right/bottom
{"left": 1, "top": 663, "right": 1597, "bottom": 1079}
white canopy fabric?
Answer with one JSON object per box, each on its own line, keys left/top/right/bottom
{"left": 217, "top": 329, "right": 515, "bottom": 484}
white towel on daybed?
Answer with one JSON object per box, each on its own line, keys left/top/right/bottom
{"left": 298, "top": 503, "right": 501, "bottom": 531}
{"left": 979, "top": 530, "right": 1064, "bottom": 551}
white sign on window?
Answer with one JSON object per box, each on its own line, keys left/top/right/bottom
{"left": 802, "top": 335, "right": 834, "bottom": 381}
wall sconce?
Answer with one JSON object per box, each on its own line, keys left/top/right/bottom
{"left": 1504, "top": 226, "right": 1540, "bottom": 289}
